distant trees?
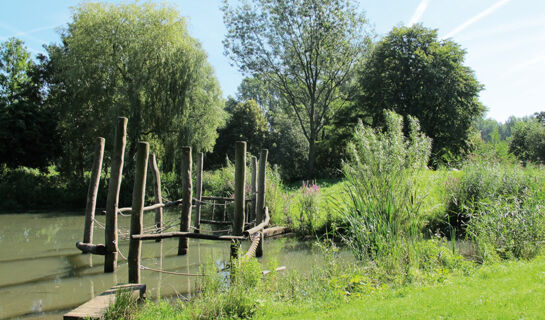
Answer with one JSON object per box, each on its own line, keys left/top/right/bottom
{"left": 223, "top": 0, "right": 371, "bottom": 177}
{"left": 509, "top": 117, "right": 545, "bottom": 164}
{"left": 0, "top": 38, "right": 58, "bottom": 169}
{"left": 354, "top": 25, "right": 485, "bottom": 164}
{"left": 45, "top": 2, "right": 224, "bottom": 178}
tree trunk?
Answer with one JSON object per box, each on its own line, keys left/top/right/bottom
{"left": 307, "top": 137, "right": 317, "bottom": 179}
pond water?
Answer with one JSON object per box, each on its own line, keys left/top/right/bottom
{"left": 0, "top": 211, "right": 346, "bottom": 319}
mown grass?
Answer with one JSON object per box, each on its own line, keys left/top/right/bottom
{"left": 265, "top": 255, "right": 545, "bottom": 319}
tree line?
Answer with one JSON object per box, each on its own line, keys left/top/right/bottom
{"left": 1, "top": 0, "right": 539, "bottom": 196}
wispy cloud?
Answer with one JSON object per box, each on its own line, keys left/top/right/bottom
{"left": 408, "top": 0, "right": 431, "bottom": 27}
{"left": 0, "top": 23, "right": 54, "bottom": 46}
{"left": 443, "top": 0, "right": 512, "bottom": 39}
{"left": 457, "top": 14, "right": 545, "bottom": 42}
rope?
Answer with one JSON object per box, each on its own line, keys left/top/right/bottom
{"left": 113, "top": 241, "right": 128, "bottom": 261}
{"left": 140, "top": 265, "right": 207, "bottom": 277}
{"left": 244, "top": 232, "right": 261, "bottom": 258}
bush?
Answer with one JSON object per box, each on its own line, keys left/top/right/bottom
{"left": 338, "top": 111, "right": 432, "bottom": 260}
{"left": 444, "top": 161, "right": 537, "bottom": 235}
{"left": 466, "top": 196, "right": 545, "bottom": 261}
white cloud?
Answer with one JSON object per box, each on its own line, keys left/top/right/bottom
{"left": 443, "top": 0, "right": 513, "bottom": 39}
{"left": 408, "top": 0, "right": 431, "bottom": 27}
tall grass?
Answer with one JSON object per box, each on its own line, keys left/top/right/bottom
{"left": 338, "top": 111, "right": 431, "bottom": 261}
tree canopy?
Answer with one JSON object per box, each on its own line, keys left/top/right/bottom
{"left": 45, "top": 2, "right": 225, "bottom": 177}
{"left": 0, "top": 38, "right": 58, "bottom": 169}
{"left": 222, "top": 0, "right": 371, "bottom": 177}
{"left": 355, "top": 25, "right": 485, "bottom": 164}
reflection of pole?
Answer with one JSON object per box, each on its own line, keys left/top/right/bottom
{"left": 186, "top": 252, "right": 191, "bottom": 298}
{"left": 88, "top": 254, "right": 93, "bottom": 268}
{"left": 90, "top": 279, "right": 95, "bottom": 299}
{"left": 157, "top": 241, "right": 163, "bottom": 299}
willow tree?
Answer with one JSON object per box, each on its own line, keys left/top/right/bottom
{"left": 222, "top": 0, "right": 371, "bottom": 178}
{"left": 46, "top": 2, "right": 224, "bottom": 177}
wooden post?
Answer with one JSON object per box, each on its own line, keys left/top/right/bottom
{"left": 149, "top": 154, "right": 163, "bottom": 242}
{"left": 105, "top": 117, "right": 127, "bottom": 273}
{"left": 251, "top": 156, "right": 257, "bottom": 223}
{"left": 232, "top": 141, "right": 246, "bottom": 258}
{"left": 128, "top": 142, "right": 149, "bottom": 284}
{"left": 256, "top": 149, "right": 268, "bottom": 257}
{"left": 194, "top": 152, "right": 204, "bottom": 234}
{"left": 178, "top": 146, "right": 192, "bottom": 255}
{"left": 83, "top": 137, "right": 105, "bottom": 245}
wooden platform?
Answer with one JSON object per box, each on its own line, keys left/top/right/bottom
{"left": 63, "top": 284, "right": 146, "bottom": 320}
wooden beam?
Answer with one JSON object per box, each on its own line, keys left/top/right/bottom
{"left": 149, "top": 153, "right": 163, "bottom": 241}
{"left": 256, "top": 149, "right": 268, "bottom": 257}
{"left": 128, "top": 142, "right": 149, "bottom": 284}
{"left": 244, "top": 207, "right": 270, "bottom": 236}
{"left": 194, "top": 152, "right": 204, "bottom": 233}
{"left": 178, "top": 146, "right": 192, "bottom": 255}
{"left": 83, "top": 137, "right": 105, "bottom": 245}
{"left": 132, "top": 232, "right": 245, "bottom": 241}
{"left": 105, "top": 117, "right": 127, "bottom": 273}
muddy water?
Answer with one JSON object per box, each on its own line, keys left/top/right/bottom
{"left": 0, "top": 211, "right": 342, "bottom": 319}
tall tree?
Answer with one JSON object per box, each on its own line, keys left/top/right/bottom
{"left": 355, "top": 25, "right": 485, "bottom": 164}
{"left": 222, "top": 0, "right": 371, "bottom": 177}
{"left": 0, "top": 38, "right": 58, "bottom": 169}
{"left": 45, "top": 2, "right": 225, "bottom": 177}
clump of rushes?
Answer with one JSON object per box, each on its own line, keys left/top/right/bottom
{"left": 338, "top": 110, "right": 431, "bottom": 261}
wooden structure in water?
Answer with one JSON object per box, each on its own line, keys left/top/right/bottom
{"left": 75, "top": 117, "right": 280, "bottom": 281}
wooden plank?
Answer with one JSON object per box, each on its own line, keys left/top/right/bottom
{"left": 63, "top": 284, "right": 146, "bottom": 320}
{"left": 262, "top": 226, "right": 290, "bottom": 238}
{"left": 178, "top": 146, "right": 192, "bottom": 255}
{"left": 132, "top": 231, "right": 245, "bottom": 241}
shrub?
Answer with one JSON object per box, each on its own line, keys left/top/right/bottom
{"left": 296, "top": 181, "right": 321, "bottom": 235}
{"left": 338, "top": 111, "right": 432, "bottom": 260}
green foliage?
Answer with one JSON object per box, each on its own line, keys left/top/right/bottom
{"left": 0, "top": 38, "right": 58, "bottom": 169}
{"left": 467, "top": 196, "right": 545, "bottom": 261}
{"left": 296, "top": 181, "right": 321, "bottom": 235}
{"left": 509, "top": 118, "right": 545, "bottom": 164}
{"left": 45, "top": 2, "right": 224, "bottom": 178}
{"left": 338, "top": 111, "right": 432, "bottom": 260}
{"left": 444, "top": 161, "right": 540, "bottom": 235}
{"left": 103, "top": 289, "right": 139, "bottom": 320}
{"left": 223, "top": 0, "right": 371, "bottom": 177}
{"left": 208, "top": 99, "right": 268, "bottom": 168}
{"left": 355, "top": 24, "right": 485, "bottom": 165}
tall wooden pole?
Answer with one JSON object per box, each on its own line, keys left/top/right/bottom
{"left": 128, "top": 142, "right": 149, "bottom": 284}
{"left": 105, "top": 117, "right": 127, "bottom": 273}
{"left": 178, "top": 146, "right": 192, "bottom": 255}
{"left": 149, "top": 153, "right": 163, "bottom": 242}
{"left": 232, "top": 142, "right": 246, "bottom": 258}
{"left": 250, "top": 156, "right": 257, "bottom": 223}
{"left": 256, "top": 149, "right": 268, "bottom": 257}
{"left": 194, "top": 152, "right": 204, "bottom": 234}
{"left": 83, "top": 137, "right": 105, "bottom": 245}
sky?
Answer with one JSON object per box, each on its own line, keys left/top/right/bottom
{"left": 1, "top": 0, "right": 544, "bottom": 122}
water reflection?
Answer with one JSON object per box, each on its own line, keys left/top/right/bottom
{"left": 0, "top": 211, "right": 339, "bottom": 319}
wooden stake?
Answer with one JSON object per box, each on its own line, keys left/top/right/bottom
{"left": 256, "top": 149, "right": 268, "bottom": 257}
{"left": 194, "top": 152, "right": 204, "bottom": 233}
{"left": 149, "top": 154, "right": 163, "bottom": 242}
{"left": 178, "top": 146, "right": 192, "bottom": 255}
{"left": 83, "top": 137, "right": 105, "bottom": 245}
{"left": 105, "top": 117, "right": 127, "bottom": 273}
{"left": 251, "top": 156, "right": 257, "bottom": 223}
{"left": 231, "top": 141, "right": 246, "bottom": 259}
{"left": 128, "top": 142, "right": 149, "bottom": 284}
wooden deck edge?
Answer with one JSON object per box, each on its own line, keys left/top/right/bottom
{"left": 63, "top": 284, "right": 146, "bottom": 320}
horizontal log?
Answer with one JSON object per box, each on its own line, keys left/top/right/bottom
{"left": 244, "top": 207, "right": 270, "bottom": 236}
{"left": 200, "top": 219, "right": 231, "bottom": 225}
{"left": 132, "top": 232, "right": 245, "bottom": 241}
{"left": 201, "top": 196, "right": 234, "bottom": 202}
{"left": 262, "top": 266, "right": 286, "bottom": 276}
{"left": 263, "top": 226, "right": 290, "bottom": 238}
{"left": 76, "top": 242, "right": 106, "bottom": 255}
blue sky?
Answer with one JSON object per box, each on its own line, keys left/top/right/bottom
{"left": 1, "top": 0, "right": 543, "bottom": 122}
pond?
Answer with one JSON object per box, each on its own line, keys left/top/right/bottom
{"left": 0, "top": 211, "right": 347, "bottom": 319}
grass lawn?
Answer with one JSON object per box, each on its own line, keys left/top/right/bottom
{"left": 259, "top": 256, "right": 545, "bottom": 319}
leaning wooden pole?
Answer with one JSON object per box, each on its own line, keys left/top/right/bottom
{"left": 231, "top": 141, "right": 247, "bottom": 258}
{"left": 83, "top": 137, "right": 105, "bottom": 245}
{"left": 256, "top": 149, "right": 268, "bottom": 257}
{"left": 250, "top": 156, "right": 257, "bottom": 223}
{"left": 128, "top": 142, "right": 149, "bottom": 284}
{"left": 149, "top": 154, "right": 163, "bottom": 242}
{"left": 178, "top": 147, "right": 192, "bottom": 255}
{"left": 105, "top": 117, "right": 127, "bottom": 273}
{"left": 194, "top": 152, "right": 204, "bottom": 234}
